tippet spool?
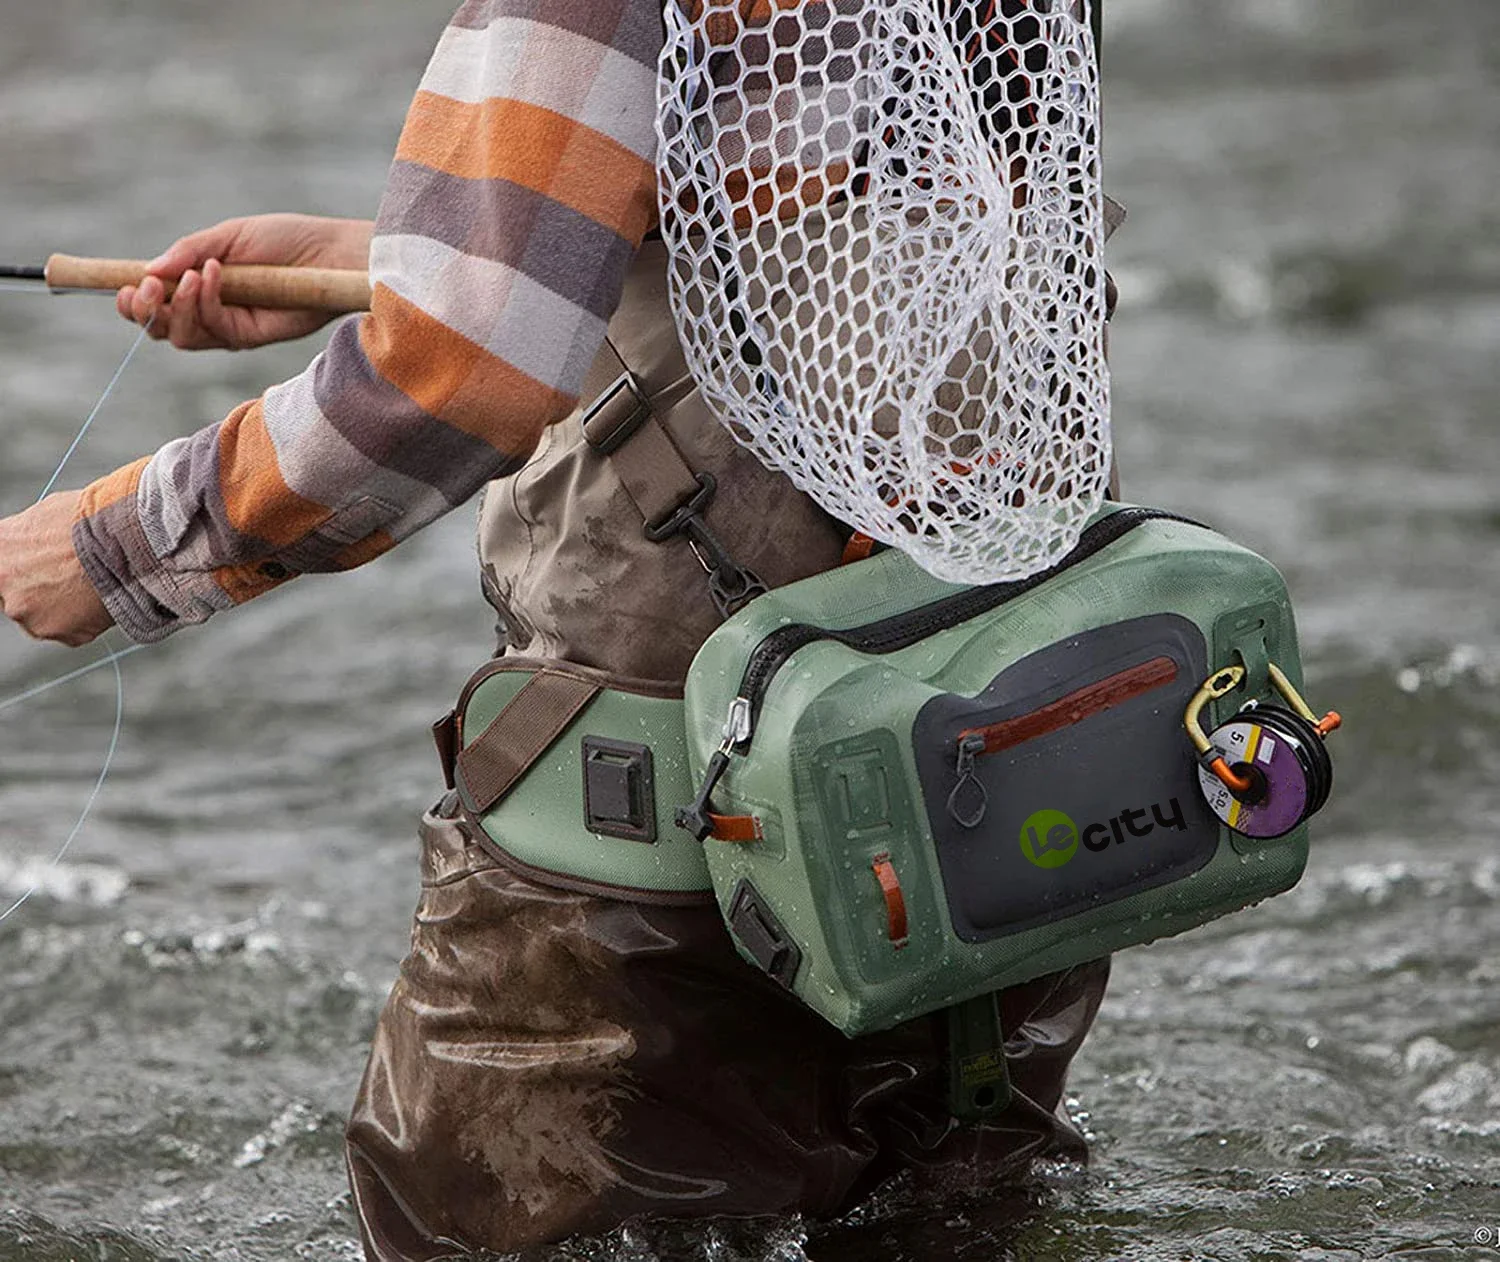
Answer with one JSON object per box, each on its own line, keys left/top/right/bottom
{"left": 1184, "top": 664, "right": 1341, "bottom": 840}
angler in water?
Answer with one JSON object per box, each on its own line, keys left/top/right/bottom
{"left": 0, "top": 1, "right": 1137, "bottom": 1254}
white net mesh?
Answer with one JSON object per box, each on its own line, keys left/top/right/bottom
{"left": 656, "top": 0, "right": 1109, "bottom": 584}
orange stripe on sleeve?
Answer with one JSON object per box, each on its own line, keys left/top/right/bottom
{"left": 332, "top": 529, "right": 397, "bottom": 571}
{"left": 211, "top": 560, "right": 288, "bottom": 607}
{"left": 358, "top": 285, "right": 577, "bottom": 442}
{"left": 216, "top": 400, "right": 334, "bottom": 550}
{"left": 76, "top": 456, "right": 150, "bottom": 520}
{"left": 212, "top": 530, "right": 393, "bottom": 607}
{"left": 396, "top": 92, "right": 657, "bottom": 243}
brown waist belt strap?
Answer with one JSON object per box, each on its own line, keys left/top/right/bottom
{"left": 453, "top": 671, "right": 601, "bottom": 815}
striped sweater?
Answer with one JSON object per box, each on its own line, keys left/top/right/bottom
{"left": 73, "top": 0, "right": 664, "bottom": 643}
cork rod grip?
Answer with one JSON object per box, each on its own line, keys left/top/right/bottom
{"left": 43, "top": 254, "right": 372, "bottom": 314}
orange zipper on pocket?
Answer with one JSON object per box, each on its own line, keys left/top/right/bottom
{"left": 958, "top": 655, "right": 1181, "bottom": 757}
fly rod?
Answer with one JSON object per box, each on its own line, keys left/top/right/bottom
{"left": 0, "top": 255, "right": 371, "bottom": 313}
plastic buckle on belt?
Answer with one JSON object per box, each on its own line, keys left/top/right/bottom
{"left": 644, "top": 473, "right": 769, "bottom": 618}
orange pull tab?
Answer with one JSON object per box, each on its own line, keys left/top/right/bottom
{"left": 709, "top": 813, "right": 763, "bottom": 843}
{"left": 871, "top": 853, "right": 909, "bottom": 948}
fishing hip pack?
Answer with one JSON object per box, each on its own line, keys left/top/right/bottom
{"left": 675, "top": 506, "right": 1337, "bottom": 1038}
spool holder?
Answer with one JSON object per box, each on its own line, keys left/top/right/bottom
{"left": 1184, "top": 663, "right": 1342, "bottom": 837}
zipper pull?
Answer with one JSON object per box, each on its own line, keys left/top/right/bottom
{"left": 676, "top": 697, "right": 754, "bottom": 842}
{"left": 947, "top": 732, "right": 988, "bottom": 829}
{"left": 676, "top": 749, "right": 731, "bottom": 842}
{"left": 721, "top": 695, "right": 753, "bottom": 751}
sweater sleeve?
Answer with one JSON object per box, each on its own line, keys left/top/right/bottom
{"left": 72, "top": 0, "right": 663, "bottom": 643}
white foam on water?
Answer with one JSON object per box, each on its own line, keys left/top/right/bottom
{"left": 1415, "top": 1062, "right": 1497, "bottom": 1115}
{"left": 0, "top": 855, "right": 128, "bottom": 907}
{"left": 120, "top": 920, "right": 285, "bottom": 969}
{"left": 233, "top": 1100, "right": 322, "bottom": 1170}
{"left": 1403, "top": 1036, "right": 1459, "bottom": 1076}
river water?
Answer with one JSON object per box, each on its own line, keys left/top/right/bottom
{"left": 0, "top": 0, "right": 1496, "bottom": 1258}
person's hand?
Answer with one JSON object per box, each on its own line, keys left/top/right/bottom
{"left": 116, "top": 214, "right": 374, "bottom": 351}
{"left": 0, "top": 492, "right": 113, "bottom": 647}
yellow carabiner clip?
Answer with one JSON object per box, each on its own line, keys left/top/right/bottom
{"left": 1185, "top": 665, "right": 1244, "bottom": 755}
{"left": 1267, "top": 663, "right": 1343, "bottom": 737}
{"left": 1184, "top": 665, "right": 1257, "bottom": 796}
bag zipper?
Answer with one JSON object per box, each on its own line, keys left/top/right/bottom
{"left": 956, "top": 654, "right": 1182, "bottom": 757}
{"left": 732, "top": 507, "right": 1198, "bottom": 745}
{"left": 945, "top": 653, "right": 1184, "bottom": 830}
{"left": 676, "top": 507, "right": 1201, "bottom": 840}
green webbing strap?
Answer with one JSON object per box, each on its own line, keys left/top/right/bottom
{"left": 947, "top": 992, "right": 1013, "bottom": 1122}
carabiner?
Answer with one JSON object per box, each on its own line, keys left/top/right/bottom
{"left": 1184, "top": 665, "right": 1256, "bottom": 796}
{"left": 1186, "top": 663, "right": 1342, "bottom": 800}
{"left": 1267, "top": 663, "right": 1343, "bottom": 737}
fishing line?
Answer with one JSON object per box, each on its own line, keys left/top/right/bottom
{"left": 0, "top": 313, "right": 156, "bottom": 925}
{"left": 0, "top": 649, "right": 125, "bottom": 922}
{"left": 35, "top": 320, "right": 153, "bottom": 504}
{"left": 0, "top": 643, "right": 146, "bottom": 716}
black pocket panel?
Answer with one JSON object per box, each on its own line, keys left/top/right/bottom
{"left": 914, "top": 615, "right": 1217, "bottom": 943}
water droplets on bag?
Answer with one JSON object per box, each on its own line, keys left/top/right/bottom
{"left": 657, "top": 0, "right": 1109, "bottom": 583}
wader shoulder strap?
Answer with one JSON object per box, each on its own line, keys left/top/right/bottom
{"left": 579, "top": 365, "right": 702, "bottom": 529}
{"left": 454, "top": 670, "right": 601, "bottom": 814}
{"left": 580, "top": 340, "right": 767, "bottom": 618}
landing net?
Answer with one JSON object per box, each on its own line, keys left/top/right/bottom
{"left": 657, "top": 0, "right": 1109, "bottom": 583}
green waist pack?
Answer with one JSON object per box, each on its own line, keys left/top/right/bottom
{"left": 676, "top": 506, "right": 1324, "bottom": 1037}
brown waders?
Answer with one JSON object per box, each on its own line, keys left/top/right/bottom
{"left": 344, "top": 240, "right": 1113, "bottom": 1259}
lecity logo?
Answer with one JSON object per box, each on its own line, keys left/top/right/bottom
{"left": 1019, "top": 801, "right": 1189, "bottom": 870}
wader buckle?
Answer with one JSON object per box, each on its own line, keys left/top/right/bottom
{"left": 644, "top": 473, "right": 769, "bottom": 618}
{"left": 579, "top": 372, "right": 654, "bottom": 455}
